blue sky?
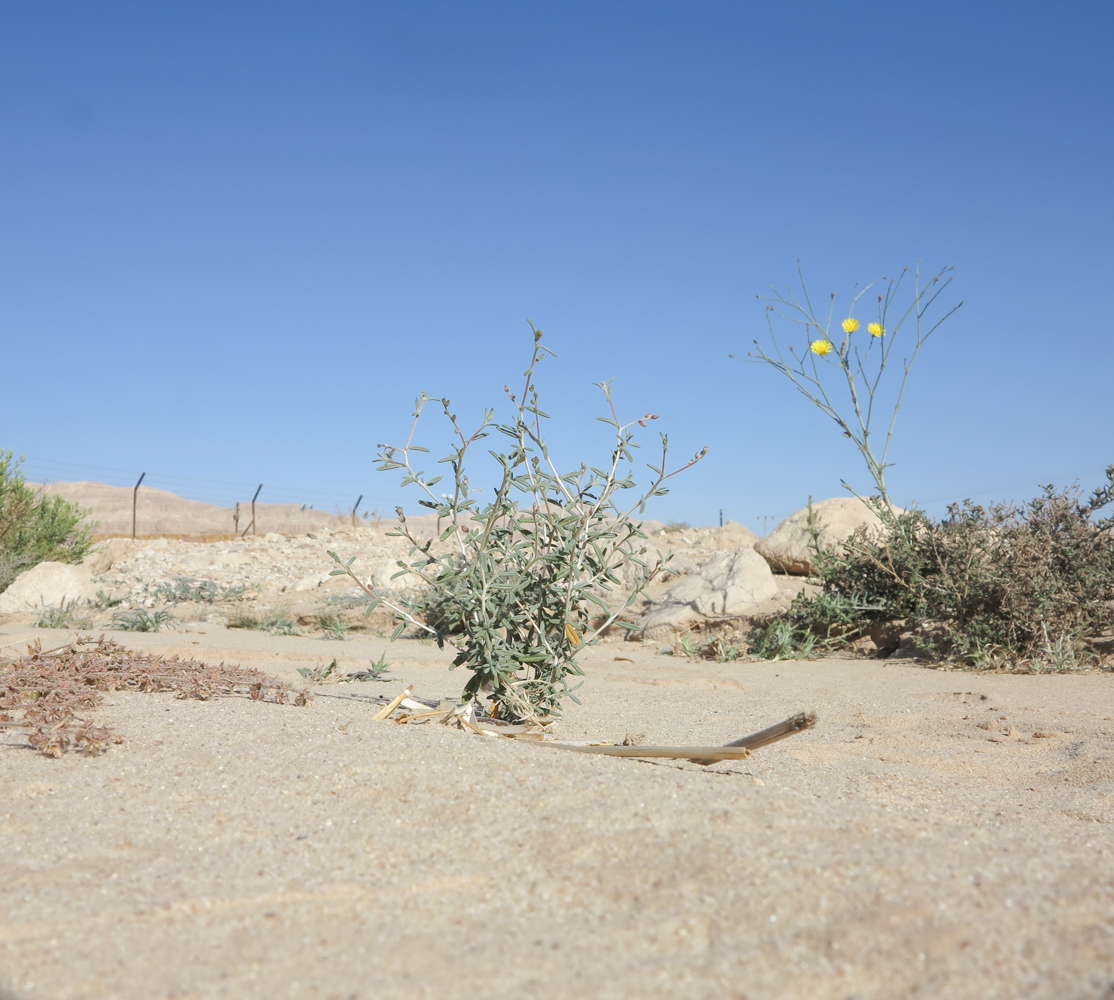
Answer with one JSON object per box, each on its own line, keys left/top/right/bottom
{"left": 2, "top": 1, "right": 1111, "bottom": 531}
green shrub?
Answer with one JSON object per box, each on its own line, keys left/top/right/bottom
{"left": 779, "top": 470, "right": 1114, "bottom": 668}
{"left": 330, "top": 326, "right": 704, "bottom": 719}
{"left": 0, "top": 451, "right": 93, "bottom": 591}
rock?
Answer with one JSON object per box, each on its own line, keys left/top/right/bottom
{"left": 81, "top": 537, "right": 137, "bottom": 575}
{"left": 0, "top": 561, "right": 98, "bottom": 614}
{"left": 706, "top": 520, "right": 758, "bottom": 549}
{"left": 755, "top": 497, "right": 898, "bottom": 575}
{"left": 292, "top": 572, "right": 337, "bottom": 592}
{"left": 368, "top": 562, "right": 420, "bottom": 593}
{"left": 634, "top": 547, "right": 781, "bottom": 641}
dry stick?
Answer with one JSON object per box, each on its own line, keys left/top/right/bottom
{"left": 532, "top": 711, "right": 818, "bottom": 766}
{"left": 372, "top": 685, "right": 413, "bottom": 721}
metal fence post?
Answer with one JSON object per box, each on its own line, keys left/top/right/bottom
{"left": 132, "top": 472, "right": 146, "bottom": 539}
{"left": 351, "top": 494, "right": 363, "bottom": 527}
{"left": 249, "top": 484, "right": 262, "bottom": 536}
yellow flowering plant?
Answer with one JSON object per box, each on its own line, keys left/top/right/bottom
{"left": 745, "top": 262, "right": 962, "bottom": 513}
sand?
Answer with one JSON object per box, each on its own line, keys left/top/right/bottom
{"left": 2, "top": 622, "right": 1113, "bottom": 999}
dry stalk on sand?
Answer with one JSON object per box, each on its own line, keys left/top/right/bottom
{"left": 376, "top": 686, "right": 817, "bottom": 766}
{"left": 0, "top": 636, "right": 306, "bottom": 757}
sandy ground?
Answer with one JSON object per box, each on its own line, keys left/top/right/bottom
{"left": 2, "top": 622, "right": 1113, "bottom": 1000}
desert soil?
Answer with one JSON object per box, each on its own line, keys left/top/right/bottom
{"left": 2, "top": 619, "right": 1113, "bottom": 1000}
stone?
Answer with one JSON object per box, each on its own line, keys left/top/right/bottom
{"left": 368, "top": 562, "right": 420, "bottom": 593}
{"left": 754, "top": 497, "right": 898, "bottom": 576}
{"left": 81, "top": 537, "right": 137, "bottom": 575}
{"left": 0, "top": 561, "right": 98, "bottom": 614}
{"left": 706, "top": 520, "right": 759, "bottom": 549}
{"left": 634, "top": 547, "right": 781, "bottom": 641}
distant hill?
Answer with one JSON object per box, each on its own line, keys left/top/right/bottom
{"left": 42, "top": 481, "right": 360, "bottom": 537}
{"left": 42, "top": 480, "right": 681, "bottom": 539}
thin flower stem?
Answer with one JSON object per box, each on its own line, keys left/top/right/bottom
{"left": 746, "top": 263, "right": 960, "bottom": 513}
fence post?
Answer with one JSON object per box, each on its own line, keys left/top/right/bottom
{"left": 249, "top": 484, "right": 262, "bottom": 536}
{"left": 351, "top": 494, "right": 363, "bottom": 527}
{"left": 719, "top": 508, "right": 723, "bottom": 528}
{"left": 132, "top": 472, "right": 146, "bottom": 539}
{"left": 233, "top": 502, "right": 240, "bottom": 535}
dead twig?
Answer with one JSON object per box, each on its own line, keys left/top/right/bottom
{"left": 534, "top": 711, "right": 818, "bottom": 766}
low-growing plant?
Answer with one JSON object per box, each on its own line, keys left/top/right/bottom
{"left": 95, "top": 589, "right": 125, "bottom": 609}
{"left": 747, "top": 618, "right": 820, "bottom": 660}
{"left": 0, "top": 636, "right": 304, "bottom": 756}
{"left": 347, "top": 651, "right": 393, "bottom": 682}
{"left": 675, "top": 635, "right": 704, "bottom": 657}
{"left": 323, "top": 593, "right": 372, "bottom": 609}
{"left": 110, "top": 608, "right": 176, "bottom": 632}
{"left": 706, "top": 635, "right": 742, "bottom": 662}
{"left": 153, "top": 576, "right": 248, "bottom": 603}
{"left": 227, "top": 611, "right": 300, "bottom": 635}
{"left": 34, "top": 601, "right": 92, "bottom": 630}
{"left": 671, "top": 631, "right": 743, "bottom": 662}
{"left": 329, "top": 326, "right": 705, "bottom": 719}
{"left": 298, "top": 658, "right": 340, "bottom": 682}
{"left": 317, "top": 613, "right": 351, "bottom": 641}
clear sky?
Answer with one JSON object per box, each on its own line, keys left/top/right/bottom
{"left": 3, "top": 1, "right": 1111, "bottom": 531}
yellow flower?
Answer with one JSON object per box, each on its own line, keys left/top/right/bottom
{"left": 842, "top": 318, "right": 860, "bottom": 334}
{"left": 868, "top": 322, "right": 884, "bottom": 337}
{"left": 810, "top": 339, "right": 833, "bottom": 356}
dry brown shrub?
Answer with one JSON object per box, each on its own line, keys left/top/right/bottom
{"left": 0, "top": 636, "right": 305, "bottom": 757}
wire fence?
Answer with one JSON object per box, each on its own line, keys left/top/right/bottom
{"left": 25, "top": 458, "right": 400, "bottom": 539}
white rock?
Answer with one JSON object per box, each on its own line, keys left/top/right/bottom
{"left": 634, "top": 547, "right": 781, "bottom": 641}
{"left": 0, "top": 561, "right": 99, "bottom": 614}
{"left": 369, "top": 562, "right": 419, "bottom": 593}
{"left": 81, "top": 537, "right": 136, "bottom": 575}
{"left": 754, "top": 497, "right": 899, "bottom": 576}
